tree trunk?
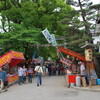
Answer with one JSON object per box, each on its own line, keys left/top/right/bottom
{"left": 93, "top": 57, "right": 100, "bottom": 78}
{"left": 24, "top": 45, "right": 29, "bottom": 60}
{"left": 78, "top": 0, "right": 90, "bottom": 34}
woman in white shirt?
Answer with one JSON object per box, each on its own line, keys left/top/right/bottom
{"left": 23, "top": 66, "right": 27, "bottom": 84}
{"left": 18, "top": 66, "right": 23, "bottom": 85}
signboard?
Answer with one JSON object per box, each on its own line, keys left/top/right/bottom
{"left": 0, "top": 75, "right": 18, "bottom": 85}
{"left": 33, "top": 59, "right": 38, "bottom": 63}
{"left": 12, "top": 51, "right": 24, "bottom": 59}
{"left": 85, "top": 49, "right": 92, "bottom": 61}
{"left": 38, "top": 56, "right": 43, "bottom": 63}
{"left": 0, "top": 51, "right": 25, "bottom": 67}
{"left": 51, "top": 34, "right": 57, "bottom": 46}
{"left": 0, "top": 53, "right": 12, "bottom": 67}
{"left": 42, "top": 28, "right": 52, "bottom": 43}
{"left": 7, "top": 74, "right": 18, "bottom": 84}
{"left": 60, "top": 58, "right": 72, "bottom": 66}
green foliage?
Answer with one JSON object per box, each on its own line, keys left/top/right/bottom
{"left": 0, "top": 0, "right": 76, "bottom": 60}
{"left": 0, "top": 23, "right": 43, "bottom": 58}
{"left": 93, "top": 52, "right": 100, "bottom": 56}
{"left": 0, "top": 0, "right": 98, "bottom": 60}
{"left": 59, "top": 0, "right": 99, "bottom": 57}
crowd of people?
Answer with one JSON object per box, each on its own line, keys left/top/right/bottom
{"left": 17, "top": 63, "right": 65, "bottom": 86}
{"left": 0, "top": 60, "right": 91, "bottom": 92}
{"left": 44, "top": 63, "right": 65, "bottom": 76}
{"left": 1, "top": 60, "right": 89, "bottom": 91}
{"left": 2, "top": 61, "right": 85, "bottom": 92}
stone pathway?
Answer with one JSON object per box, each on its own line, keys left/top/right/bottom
{"left": 0, "top": 76, "right": 100, "bottom": 100}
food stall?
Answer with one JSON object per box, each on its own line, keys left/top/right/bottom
{"left": 0, "top": 51, "right": 25, "bottom": 85}
{"left": 57, "top": 46, "right": 87, "bottom": 87}
{"left": 58, "top": 46, "right": 98, "bottom": 87}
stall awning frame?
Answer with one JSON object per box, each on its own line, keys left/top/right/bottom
{"left": 0, "top": 51, "right": 25, "bottom": 68}
{"left": 58, "top": 46, "right": 86, "bottom": 62}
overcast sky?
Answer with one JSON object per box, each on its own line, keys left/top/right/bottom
{"left": 91, "top": 0, "right": 100, "bottom": 4}
{"left": 74, "top": 0, "right": 100, "bottom": 5}
{"left": 73, "top": 0, "right": 100, "bottom": 10}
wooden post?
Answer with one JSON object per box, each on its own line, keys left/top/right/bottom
{"left": 87, "top": 61, "right": 92, "bottom": 88}
{"left": 81, "top": 42, "right": 94, "bottom": 88}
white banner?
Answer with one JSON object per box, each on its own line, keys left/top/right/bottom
{"left": 42, "top": 28, "right": 52, "bottom": 43}
{"left": 51, "top": 34, "right": 57, "bottom": 46}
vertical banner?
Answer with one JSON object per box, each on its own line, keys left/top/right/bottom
{"left": 32, "top": 51, "right": 36, "bottom": 63}
{"left": 38, "top": 56, "right": 44, "bottom": 66}
{"left": 57, "top": 48, "right": 60, "bottom": 58}
{"left": 42, "top": 28, "right": 52, "bottom": 43}
{"left": 51, "top": 34, "right": 57, "bottom": 46}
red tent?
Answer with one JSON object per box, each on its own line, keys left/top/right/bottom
{"left": 0, "top": 51, "right": 25, "bottom": 68}
{"left": 57, "top": 46, "right": 86, "bottom": 62}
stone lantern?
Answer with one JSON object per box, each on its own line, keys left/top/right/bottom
{"left": 81, "top": 42, "right": 94, "bottom": 62}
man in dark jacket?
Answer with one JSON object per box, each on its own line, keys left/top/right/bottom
{"left": 48, "top": 64, "right": 52, "bottom": 76}
{"left": 0, "top": 67, "right": 7, "bottom": 92}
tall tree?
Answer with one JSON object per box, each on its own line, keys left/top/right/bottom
{"left": 66, "top": 0, "right": 97, "bottom": 34}
{"left": 0, "top": 0, "right": 76, "bottom": 60}
{"left": 59, "top": 0, "right": 95, "bottom": 54}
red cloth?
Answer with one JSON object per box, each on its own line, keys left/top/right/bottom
{"left": 67, "top": 75, "right": 77, "bottom": 84}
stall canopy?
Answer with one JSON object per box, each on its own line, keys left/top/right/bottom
{"left": 0, "top": 51, "right": 25, "bottom": 68}
{"left": 58, "top": 46, "right": 86, "bottom": 62}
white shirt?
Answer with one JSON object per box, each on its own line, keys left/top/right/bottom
{"left": 23, "top": 68, "right": 27, "bottom": 76}
{"left": 18, "top": 67, "right": 23, "bottom": 76}
{"left": 35, "top": 66, "right": 43, "bottom": 73}
{"left": 80, "top": 64, "right": 86, "bottom": 75}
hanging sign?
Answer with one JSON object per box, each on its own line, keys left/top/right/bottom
{"left": 85, "top": 49, "right": 92, "bottom": 61}
{"left": 51, "top": 34, "right": 57, "bottom": 46}
{"left": 60, "top": 58, "right": 72, "bottom": 66}
{"left": 42, "top": 28, "right": 52, "bottom": 43}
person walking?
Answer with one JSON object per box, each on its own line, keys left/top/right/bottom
{"left": 42, "top": 65, "right": 46, "bottom": 75}
{"left": 18, "top": 66, "right": 23, "bottom": 85}
{"left": 45, "top": 64, "right": 49, "bottom": 75}
{"left": 23, "top": 66, "right": 27, "bottom": 84}
{"left": 34, "top": 63, "right": 43, "bottom": 86}
{"left": 0, "top": 67, "right": 7, "bottom": 92}
{"left": 48, "top": 64, "right": 52, "bottom": 76}
{"left": 27, "top": 67, "right": 33, "bottom": 83}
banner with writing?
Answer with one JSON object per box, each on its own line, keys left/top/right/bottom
{"left": 42, "top": 28, "right": 52, "bottom": 43}
{"left": 60, "top": 58, "right": 72, "bottom": 66}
